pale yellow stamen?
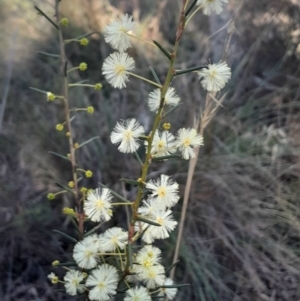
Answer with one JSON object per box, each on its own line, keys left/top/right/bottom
{"left": 95, "top": 199, "right": 104, "bottom": 209}
{"left": 115, "top": 65, "right": 126, "bottom": 75}
{"left": 157, "top": 187, "right": 166, "bottom": 198}
{"left": 183, "top": 138, "right": 191, "bottom": 147}
{"left": 157, "top": 217, "right": 164, "bottom": 225}
{"left": 124, "top": 130, "right": 133, "bottom": 141}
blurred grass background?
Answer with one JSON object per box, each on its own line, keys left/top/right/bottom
{"left": 0, "top": 0, "right": 300, "bottom": 300}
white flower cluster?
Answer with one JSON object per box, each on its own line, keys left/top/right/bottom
{"left": 110, "top": 117, "right": 204, "bottom": 160}
{"left": 48, "top": 3, "right": 231, "bottom": 300}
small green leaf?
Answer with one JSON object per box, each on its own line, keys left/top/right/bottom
{"left": 136, "top": 216, "right": 161, "bottom": 227}
{"left": 53, "top": 230, "right": 78, "bottom": 243}
{"left": 78, "top": 136, "right": 99, "bottom": 148}
{"left": 55, "top": 261, "right": 78, "bottom": 267}
{"left": 163, "top": 103, "right": 182, "bottom": 117}
{"left": 149, "top": 67, "right": 162, "bottom": 85}
{"left": 153, "top": 40, "right": 172, "bottom": 60}
{"left": 120, "top": 178, "right": 141, "bottom": 186}
{"left": 98, "top": 183, "right": 131, "bottom": 203}
{"left": 152, "top": 154, "right": 181, "bottom": 161}
{"left": 74, "top": 31, "right": 99, "bottom": 40}
{"left": 134, "top": 151, "right": 143, "bottom": 166}
{"left": 37, "top": 51, "right": 60, "bottom": 58}
{"left": 55, "top": 182, "right": 75, "bottom": 194}
{"left": 185, "top": 0, "right": 198, "bottom": 16}
{"left": 175, "top": 65, "right": 205, "bottom": 76}
{"left": 166, "top": 260, "right": 180, "bottom": 274}
{"left": 84, "top": 222, "right": 105, "bottom": 237}
{"left": 49, "top": 151, "right": 69, "bottom": 161}
{"left": 30, "top": 87, "right": 47, "bottom": 94}
{"left": 161, "top": 283, "right": 190, "bottom": 288}
{"left": 34, "top": 6, "right": 58, "bottom": 29}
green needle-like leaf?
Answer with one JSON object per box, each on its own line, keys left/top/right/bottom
{"left": 136, "top": 216, "right": 162, "bottom": 227}
{"left": 34, "top": 6, "right": 59, "bottom": 30}
{"left": 53, "top": 230, "right": 78, "bottom": 243}
{"left": 48, "top": 151, "right": 69, "bottom": 161}
{"left": 55, "top": 182, "right": 75, "bottom": 194}
{"left": 153, "top": 40, "right": 172, "bottom": 60}
{"left": 98, "top": 183, "right": 131, "bottom": 203}
{"left": 78, "top": 136, "right": 99, "bottom": 148}
{"left": 149, "top": 66, "right": 162, "bottom": 85}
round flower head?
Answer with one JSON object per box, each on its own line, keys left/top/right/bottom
{"left": 110, "top": 118, "right": 145, "bottom": 153}
{"left": 73, "top": 235, "right": 99, "bottom": 269}
{"left": 124, "top": 286, "right": 151, "bottom": 301}
{"left": 102, "top": 52, "right": 135, "bottom": 89}
{"left": 139, "top": 264, "right": 166, "bottom": 289}
{"left": 196, "top": 0, "right": 229, "bottom": 15}
{"left": 176, "top": 128, "right": 204, "bottom": 160}
{"left": 138, "top": 199, "right": 157, "bottom": 216}
{"left": 137, "top": 209, "right": 178, "bottom": 243}
{"left": 104, "top": 14, "right": 135, "bottom": 52}
{"left": 136, "top": 245, "right": 162, "bottom": 268}
{"left": 158, "top": 278, "right": 178, "bottom": 300}
{"left": 64, "top": 270, "right": 86, "bottom": 296}
{"left": 99, "top": 227, "right": 128, "bottom": 252}
{"left": 86, "top": 264, "right": 119, "bottom": 301}
{"left": 197, "top": 62, "right": 231, "bottom": 92}
{"left": 149, "top": 131, "right": 176, "bottom": 157}
{"left": 148, "top": 87, "right": 180, "bottom": 112}
{"left": 146, "top": 174, "right": 179, "bottom": 209}
{"left": 84, "top": 188, "right": 113, "bottom": 222}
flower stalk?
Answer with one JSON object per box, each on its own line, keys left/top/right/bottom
{"left": 55, "top": 0, "right": 84, "bottom": 239}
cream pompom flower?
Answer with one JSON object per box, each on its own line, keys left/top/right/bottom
{"left": 158, "top": 278, "right": 178, "bottom": 300}
{"left": 136, "top": 245, "right": 162, "bottom": 268}
{"left": 110, "top": 118, "right": 145, "bottom": 153}
{"left": 197, "top": 61, "right": 231, "bottom": 92}
{"left": 137, "top": 209, "right": 178, "bottom": 243}
{"left": 102, "top": 52, "right": 135, "bottom": 89}
{"left": 176, "top": 128, "right": 204, "bottom": 160}
{"left": 196, "top": 0, "right": 229, "bottom": 15}
{"left": 64, "top": 270, "right": 86, "bottom": 296}
{"left": 99, "top": 227, "right": 128, "bottom": 252}
{"left": 148, "top": 87, "right": 180, "bottom": 112}
{"left": 103, "top": 14, "right": 135, "bottom": 52}
{"left": 84, "top": 188, "right": 113, "bottom": 222}
{"left": 146, "top": 174, "right": 179, "bottom": 209}
{"left": 124, "top": 286, "right": 151, "bottom": 301}
{"left": 139, "top": 264, "right": 166, "bottom": 289}
{"left": 86, "top": 264, "right": 119, "bottom": 301}
{"left": 73, "top": 235, "right": 99, "bottom": 269}
{"left": 149, "top": 131, "right": 176, "bottom": 157}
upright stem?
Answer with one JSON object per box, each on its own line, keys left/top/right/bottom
{"left": 55, "top": 0, "right": 84, "bottom": 239}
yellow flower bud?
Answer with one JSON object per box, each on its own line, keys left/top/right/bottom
{"left": 68, "top": 181, "right": 74, "bottom": 188}
{"left": 60, "top": 17, "right": 69, "bottom": 26}
{"left": 67, "top": 153, "right": 71, "bottom": 158}
{"left": 80, "top": 187, "right": 88, "bottom": 194}
{"left": 163, "top": 123, "right": 171, "bottom": 130}
{"left": 80, "top": 38, "right": 89, "bottom": 46}
{"left": 94, "top": 83, "right": 102, "bottom": 90}
{"left": 85, "top": 170, "right": 93, "bottom": 178}
{"left": 51, "top": 276, "right": 59, "bottom": 284}
{"left": 74, "top": 143, "right": 79, "bottom": 149}
{"left": 63, "top": 207, "right": 75, "bottom": 215}
{"left": 47, "top": 92, "right": 55, "bottom": 101}
{"left": 47, "top": 193, "right": 55, "bottom": 200}
{"left": 79, "top": 62, "right": 87, "bottom": 71}
{"left": 66, "top": 131, "right": 71, "bottom": 137}
{"left": 52, "top": 260, "right": 60, "bottom": 266}
{"left": 55, "top": 124, "right": 64, "bottom": 131}
{"left": 87, "top": 106, "right": 94, "bottom": 114}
